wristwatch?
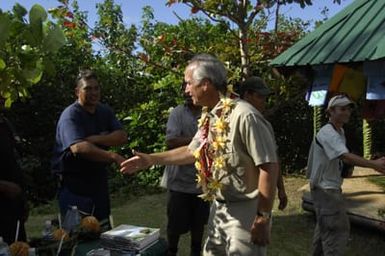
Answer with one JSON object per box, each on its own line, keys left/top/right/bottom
{"left": 257, "top": 211, "right": 272, "bottom": 219}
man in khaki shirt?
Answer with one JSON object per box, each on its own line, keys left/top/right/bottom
{"left": 239, "top": 76, "right": 288, "bottom": 211}
{"left": 120, "top": 54, "right": 279, "bottom": 256}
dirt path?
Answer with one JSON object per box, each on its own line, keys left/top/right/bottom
{"left": 343, "top": 167, "right": 385, "bottom": 219}
{"left": 301, "top": 167, "right": 385, "bottom": 231}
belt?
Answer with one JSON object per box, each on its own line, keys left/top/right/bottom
{"left": 312, "top": 186, "right": 342, "bottom": 193}
{"left": 215, "top": 198, "right": 226, "bottom": 204}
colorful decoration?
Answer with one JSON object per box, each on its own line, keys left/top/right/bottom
{"left": 193, "top": 87, "right": 237, "bottom": 201}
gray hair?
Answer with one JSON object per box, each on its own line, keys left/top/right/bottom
{"left": 187, "top": 54, "right": 227, "bottom": 92}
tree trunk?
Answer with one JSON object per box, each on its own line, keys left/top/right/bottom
{"left": 274, "top": 1, "right": 281, "bottom": 33}
{"left": 239, "top": 26, "right": 250, "bottom": 78}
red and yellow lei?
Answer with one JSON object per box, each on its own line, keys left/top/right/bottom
{"left": 193, "top": 86, "right": 237, "bottom": 201}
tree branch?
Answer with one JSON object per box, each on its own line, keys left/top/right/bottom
{"left": 182, "top": 2, "right": 241, "bottom": 41}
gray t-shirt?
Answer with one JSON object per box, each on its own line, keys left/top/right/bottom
{"left": 164, "top": 104, "right": 202, "bottom": 194}
{"left": 307, "top": 123, "right": 349, "bottom": 190}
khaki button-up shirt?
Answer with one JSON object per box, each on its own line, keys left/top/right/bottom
{"left": 189, "top": 99, "right": 278, "bottom": 201}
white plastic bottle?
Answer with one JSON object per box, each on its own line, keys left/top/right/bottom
{"left": 28, "top": 247, "right": 37, "bottom": 256}
{"left": 0, "top": 237, "right": 10, "bottom": 256}
{"left": 42, "top": 220, "right": 54, "bottom": 240}
{"left": 62, "top": 205, "right": 81, "bottom": 234}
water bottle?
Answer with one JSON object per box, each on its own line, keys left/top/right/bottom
{"left": 42, "top": 220, "right": 54, "bottom": 240}
{"left": 62, "top": 205, "right": 81, "bottom": 234}
{"left": 0, "top": 237, "right": 10, "bottom": 256}
{"left": 28, "top": 248, "right": 37, "bottom": 256}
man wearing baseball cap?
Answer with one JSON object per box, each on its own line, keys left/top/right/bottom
{"left": 307, "top": 94, "right": 385, "bottom": 255}
{"left": 240, "top": 76, "right": 272, "bottom": 112}
{"left": 240, "top": 76, "right": 288, "bottom": 211}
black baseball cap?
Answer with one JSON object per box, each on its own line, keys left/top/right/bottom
{"left": 241, "top": 76, "right": 272, "bottom": 96}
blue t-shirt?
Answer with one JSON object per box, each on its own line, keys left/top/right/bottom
{"left": 51, "top": 101, "right": 122, "bottom": 195}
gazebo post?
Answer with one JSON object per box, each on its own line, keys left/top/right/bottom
{"left": 313, "top": 105, "right": 322, "bottom": 137}
{"left": 363, "top": 118, "right": 372, "bottom": 159}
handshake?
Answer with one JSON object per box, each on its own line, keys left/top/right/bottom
{"left": 370, "top": 154, "right": 385, "bottom": 174}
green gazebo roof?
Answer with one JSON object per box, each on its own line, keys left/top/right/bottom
{"left": 270, "top": 0, "right": 385, "bottom": 67}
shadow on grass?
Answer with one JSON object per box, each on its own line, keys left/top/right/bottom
{"left": 344, "top": 190, "right": 385, "bottom": 197}
{"left": 347, "top": 174, "right": 383, "bottom": 179}
{"left": 269, "top": 211, "right": 385, "bottom": 256}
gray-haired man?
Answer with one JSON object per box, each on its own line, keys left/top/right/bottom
{"left": 120, "top": 54, "right": 279, "bottom": 256}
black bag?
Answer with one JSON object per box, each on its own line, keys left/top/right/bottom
{"left": 340, "top": 162, "right": 354, "bottom": 178}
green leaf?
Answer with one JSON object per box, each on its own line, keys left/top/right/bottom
{"left": 2, "top": 89, "right": 17, "bottom": 108}
{"left": 0, "top": 58, "right": 5, "bottom": 71}
{"left": 5, "top": 97, "right": 13, "bottom": 108}
{"left": 18, "top": 87, "right": 29, "bottom": 98}
{"left": 22, "top": 59, "right": 43, "bottom": 84}
{"left": 0, "top": 14, "right": 11, "bottom": 46}
{"left": 43, "top": 24, "right": 66, "bottom": 52}
{"left": 23, "top": 29, "right": 38, "bottom": 46}
{"left": 29, "top": 4, "right": 47, "bottom": 25}
{"left": 9, "top": 18, "right": 24, "bottom": 37}
{"left": 48, "top": 6, "right": 67, "bottom": 19}
{"left": 28, "top": 5, "right": 47, "bottom": 45}
{"left": 12, "top": 3, "right": 27, "bottom": 19}
{"left": 153, "top": 74, "right": 178, "bottom": 90}
{"left": 23, "top": 69, "right": 43, "bottom": 84}
{"left": 0, "top": 73, "right": 12, "bottom": 92}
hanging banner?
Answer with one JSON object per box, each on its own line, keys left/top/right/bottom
{"left": 307, "top": 65, "right": 333, "bottom": 106}
{"left": 329, "top": 64, "right": 349, "bottom": 93}
{"left": 364, "top": 59, "right": 385, "bottom": 100}
{"left": 329, "top": 64, "right": 366, "bottom": 101}
{"left": 338, "top": 66, "right": 366, "bottom": 101}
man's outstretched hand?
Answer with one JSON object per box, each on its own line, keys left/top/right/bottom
{"left": 120, "top": 150, "right": 153, "bottom": 175}
{"left": 373, "top": 156, "right": 385, "bottom": 174}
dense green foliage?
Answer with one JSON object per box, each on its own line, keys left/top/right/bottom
{"left": 0, "top": 4, "right": 65, "bottom": 107}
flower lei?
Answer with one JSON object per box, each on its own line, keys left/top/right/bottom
{"left": 193, "top": 85, "right": 237, "bottom": 201}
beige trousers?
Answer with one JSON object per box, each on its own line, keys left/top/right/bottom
{"left": 311, "top": 187, "right": 350, "bottom": 256}
{"left": 203, "top": 198, "right": 267, "bottom": 256}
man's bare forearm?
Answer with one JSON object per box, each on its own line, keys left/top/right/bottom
{"left": 86, "top": 130, "right": 127, "bottom": 147}
{"left": 257, "top": 162, "right": 279, "bottom": 213}
{"left": 70, "top": 141, "right": 123, "bottom": 163}
{"left": 150, "top": 146, "right": 195, "bottom": 166}
{"left": 277, "top": 167, "right": 285, "bottom": 192}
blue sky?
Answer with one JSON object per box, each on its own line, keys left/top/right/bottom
{"left": 1, "top": 0, "right": 354, "bottom": 29}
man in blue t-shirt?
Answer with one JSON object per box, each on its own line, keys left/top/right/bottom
{"left": 52, "top": 70, "right": 127, "bottom": 222}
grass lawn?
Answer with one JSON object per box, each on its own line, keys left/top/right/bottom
{"left": 368, "top": 176, "right": 385, "bottom": 190}
{"left": 26, "top": 176, "right": 385, "bottom": 255}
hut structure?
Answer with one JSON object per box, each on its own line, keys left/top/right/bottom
{"left": 271, "top": 0, "right": 385, "bottom": 232}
